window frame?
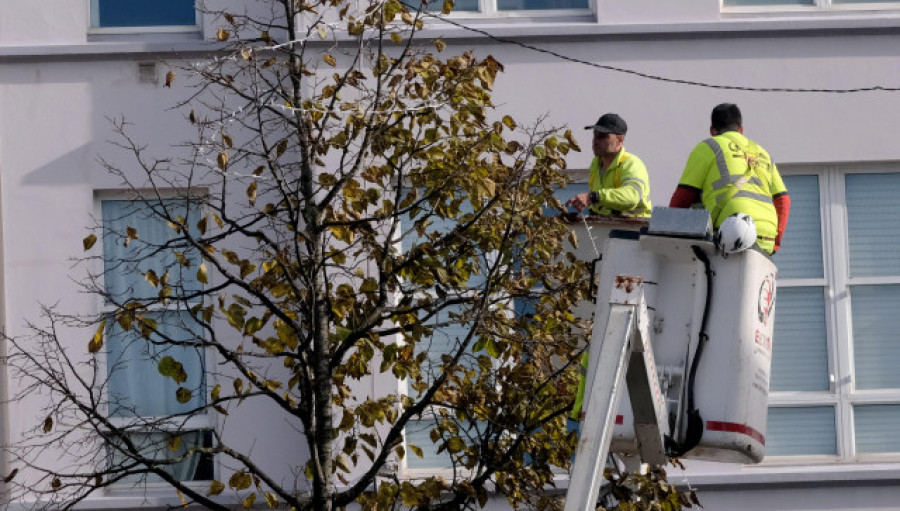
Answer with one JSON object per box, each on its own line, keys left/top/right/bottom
{"left": 765, "top": 163, "right": 900, "bottom": 465}
{"left": 95, "top": 190, "right": 216, "bottom": 488}
{"left": 412, "top": 0, "right": 595, "bottom": 20}
{"left": 722, "top": 0, "right": 900, "bottom": 15}
{"left": 88, "top": 0, "right": 201, "bottom": 34}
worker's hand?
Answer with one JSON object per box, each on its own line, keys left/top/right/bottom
{"left": 773, "top": 234, "right": 783, "bottom": 253}
{"left": 565, "top": 192, "right": 591, "bottom": 212}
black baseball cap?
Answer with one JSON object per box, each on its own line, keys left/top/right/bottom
{"left": 584, "top": 113, "right": 627, "bottom": 135}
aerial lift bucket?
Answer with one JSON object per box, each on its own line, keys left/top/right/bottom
{"left": 565, "top": 208, "right": 777, "bottom": 511}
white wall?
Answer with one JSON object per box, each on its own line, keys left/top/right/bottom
{"left": 3, "top": 0, "right": 900, "bottom": 508}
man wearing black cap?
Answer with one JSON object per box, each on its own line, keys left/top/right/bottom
{"left": 565, "top": 113, "right": 652, "bottom": 217}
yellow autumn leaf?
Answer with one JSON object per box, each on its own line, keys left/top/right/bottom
{"left": 176, "top": 387, "right": 192, "bottom": 404}
{"left": 145, "top": 269, "right": 159, "bottom": 288}
{"left": 82, "top": 234, "right": 97, "bottom": 251}
{"left": 197, "top": 263, "right": 208, "bottom": 285}
{"left": 88, "top": 320, "right": 106, "bottom": 354}
{"left": 217, "top": 151, "right": 229, "bottom": 171}
{"left": 165, "top": 70, "right": 176, "bottom": 87}
{"left": 229, "top": 470, "right": 252, "bottom": 490}
{"left": 434, "top": 38, "right": 446, "bottom": 52}
{"left": 323, "top": 54, "right": 337, "bottom": 67}
{"left": 247, "top": 182, "right": 258, "bottom": 207}
{"left": 216, "top": 28, "right": 230, "bottom": 41}
{"left": 390, "top": 32, "right": 403, "bottom": 45}
{"left": 207, "top": 479, "right": 225, "bottom": 496}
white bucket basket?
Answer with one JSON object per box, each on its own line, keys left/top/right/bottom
{"left": 585, "top": 218, "right": 777, "bottom": 464}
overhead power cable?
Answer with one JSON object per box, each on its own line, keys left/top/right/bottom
{"left": 430, "top": 14, "right": 900, "bottom": 93}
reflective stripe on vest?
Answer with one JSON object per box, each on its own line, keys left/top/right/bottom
{"left": 704, "top": 137, "right": 774, "bottom": 223}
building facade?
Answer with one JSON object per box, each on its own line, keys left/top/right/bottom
{"left": 2, "top": 0, "right": 900, "bottom": 509}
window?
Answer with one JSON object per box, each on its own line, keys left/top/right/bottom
{"left": 397, "top": 191, "right": 488, "bottom": 472}
{"left": 90, "top": 0, "right": 197, "bottom": 30}
{"left": 724, "top": 0, "right": 899, "bottom": 10}
{"left": 101, "top": 197, "right": 213, "bottom": 482}
{"left": 404, "top": 0, "right": 589, "bottom": 16}
{"left": 767, "top": 167, "right": 900, "bottom": 461}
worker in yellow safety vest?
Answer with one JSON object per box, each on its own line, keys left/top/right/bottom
{"left": 669, "top": 103, "right": 791, "bottom": 254}
{"left": 567, "top": 114, "right": 653, "bottom": 422}
{"left": 565, "top": 113, "right": 652, "bottom": 218}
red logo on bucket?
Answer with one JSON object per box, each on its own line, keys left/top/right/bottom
{"left": 758, "top": 274, "right": 776, "bottom": 325}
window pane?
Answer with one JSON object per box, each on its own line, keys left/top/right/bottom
{"left": 851, "top": 285, "right": 900, "bottom": 390}
{"left": 405, "top": 416, "right": 485, "bottom": 469}
{"left": 855, "top": 405, "right": 900, "bottom": 453}
{"left": 401, "top": 0, "right": 479, "bottom": 12}
{"left": 772, "top": 175, "right": 822, "bottom": 279}
{"left": 109, "top": 431, "right": 211, "bottom": 483}
{"left": 497, "top": 0, "right": 588, "bottom": 9}
{"left": 770, "top": 287, "right": 828, "bottom": 391}
{"left": 107, "top": 311, "right": 206, "bottom": 417}
{"left": 414, "top": 303, "right": 479, "bottom": 395}
{"left": 405, "top": 418, "right": 452, "bottom": 469}
{"left": 102, "top": 200, "right": 202, "bottom": 302}
{"left": 766, "top": 406, "right": 837, "bottom": 456}
{"left": 846, "top": 173, "right": 900, "bottom": 278}
{"left": 93, "top": 0, "right": 196, "bottom": 28}
{"left": 400, "top": 189, "right": 489, "bottom": 288}
{"left": 724, "top": 0, "right": 813, "bottom": 5}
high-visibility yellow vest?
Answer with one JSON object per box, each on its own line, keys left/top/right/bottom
{"left": 588, "top": 148, "right": 652, "bottom": 218}
{"left": 679, "top": 132, "right": 787, "bottom": 253}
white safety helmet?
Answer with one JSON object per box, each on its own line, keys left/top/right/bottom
{"left": 716, "top": 213, "right": 757, "bottom": 255}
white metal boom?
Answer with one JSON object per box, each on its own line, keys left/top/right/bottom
{"left": 564, "top": 276, "right": 669, "bottom": 511}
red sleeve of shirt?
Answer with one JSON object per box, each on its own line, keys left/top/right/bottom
{"left": 669, "top": 185, "right": 701, "bottom": 208}
{"left": 773, "top": 192, "right": 791, "bottom": 253}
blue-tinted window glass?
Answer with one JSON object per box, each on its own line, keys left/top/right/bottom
{"left": 405, "top": 418, "right": 452, "bottom": 469}
{"left": 102, "top": 199, "right": 202, "bottom": 303}
{"left": 772, "top": 175, "right": 823, "bottom": 279}
{"left": 770, "top": 287, "right": 829, "bottom": 391}
{"left": 724, "top": 0, "right": 812, "bottom": 5}
{"left": 497, "top": 0, "right": 588, "bottom": 9}
{"left": 402, "top": 0, "right": 479, "bottom": 11}
{"left": 93, "top": 0, "right": 196, "bottom": 28}
{"left": 855, "top": 405, "right": 900, "bottom": 453}
{"left": 107, "top": 311, "right": 206, "bottom": 417}
{"left": 766, "top": 406, "right": 837, "bottom": 456}
{"left": 846, "top": 173, "right": 900, "bottom": 278}
{"left": 851, "top": 284, "right": 900, "bottom": 390}
{"left": 110, "top": 431, "right": 207, "bottom": 482}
